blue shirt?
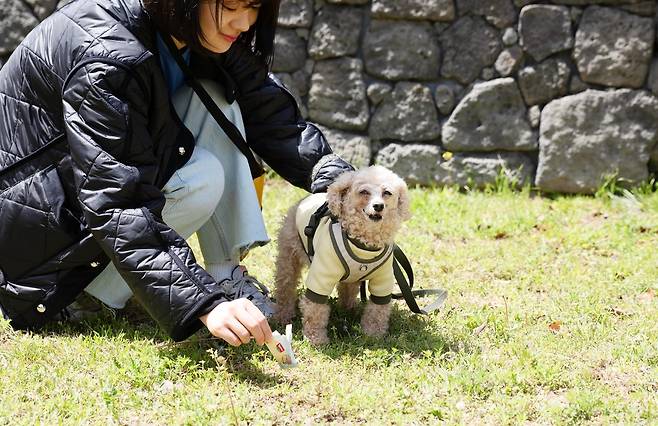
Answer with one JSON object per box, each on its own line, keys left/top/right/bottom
{"left": 156, "top": 33, "right": 191, "bottom": 95}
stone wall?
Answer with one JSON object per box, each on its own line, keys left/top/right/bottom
{"left": 2, "top": 0, "right": 658, "bottom": 193}
{"left": 274, "top": 0, "right": 658, "bottom": 193}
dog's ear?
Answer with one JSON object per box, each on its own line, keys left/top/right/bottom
{"left": 327, "top": 171, "right": 355, "bottom": 217}
{"left": 396, "top": 179, "right": 412, "bottom": 221}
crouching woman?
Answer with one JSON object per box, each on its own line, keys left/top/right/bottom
{"left": 0, "top": 0, "right": 352, "bottom": 344}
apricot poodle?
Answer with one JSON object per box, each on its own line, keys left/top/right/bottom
{"left": 273, "top": 166, "right": 411, "bottom": 344}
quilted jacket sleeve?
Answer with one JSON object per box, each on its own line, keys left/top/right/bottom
{"left": 221, "top": 43, "right": 355, "bottom": 193}
{"left": 62, "top": 61, "right": 227, "bottom": 341}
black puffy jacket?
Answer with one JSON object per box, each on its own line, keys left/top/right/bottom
{"left": 0, "top": 0, "right": 352, "bottom": 340}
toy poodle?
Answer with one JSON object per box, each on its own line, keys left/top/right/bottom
{"left": 273, "top": 165, "right": 411, "bottom": 344}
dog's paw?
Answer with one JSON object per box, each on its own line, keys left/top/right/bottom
{"left": 303, "top": 329, "right": 330, "bottom": 345}
{"left": 360, "top": 302, "right": 392, "bottom": 338}
{"left": 361, "top": 321, "right": 389, "bottom": 338}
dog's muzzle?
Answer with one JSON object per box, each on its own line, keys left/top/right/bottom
{"left": 365, "top": 210, "right": 383, "bottom": 221}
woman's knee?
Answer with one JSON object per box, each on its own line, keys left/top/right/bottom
{"left": 162, "top": 147, "right": 224, "bottom": 228}
{"left": 187, "top": 148, "right": 225, "bottom": 215}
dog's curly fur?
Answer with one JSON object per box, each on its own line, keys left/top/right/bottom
{"left": 274, "top": 166, "right": 410, "bottom": 344}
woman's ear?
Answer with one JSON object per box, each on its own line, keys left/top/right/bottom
{"left": 397, "top": 180, "right": 412, "bottom": 221}
{"left": 326, "top": 171, "right": 355, "bottom": 217}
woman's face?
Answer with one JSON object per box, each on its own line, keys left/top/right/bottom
{"left": 198, "top": 0, "right": 260, "bottom": 53}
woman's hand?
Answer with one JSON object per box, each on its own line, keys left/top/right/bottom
{"left": 200, "top": 298, "right": 273, "bottom": 346}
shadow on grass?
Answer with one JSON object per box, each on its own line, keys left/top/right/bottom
{"left": 308, "top": 300, "right": 457, "bottom": 360}
{"left": 35, "top": 303, "right": 288, "bottom": 386}
{"left": 34, "top": 297, "right": 462, "bottom": 387}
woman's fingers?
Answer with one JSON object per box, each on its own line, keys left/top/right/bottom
{"left": 215, "top": 328, "right": 242, "bottom": 347}
{"left": 241, "top": 300, "right": 273, "bottom": 344}
{"left": 226, "top": 317, "right": 252, "bottom": 344}
{"left": 201, "top": 299, "right": 274, "bottom": 346}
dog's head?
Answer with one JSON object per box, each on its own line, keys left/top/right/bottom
{"left": 326, "top": 166, "right": 411, "bottom": 247}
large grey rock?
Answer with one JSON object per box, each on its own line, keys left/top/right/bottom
{"left": 573, "top": 6, "right": 654, "bottom": 88}
{"left": 518, "top": 58, "right": 570, "bottom": 106}
{"left": 519, "top": 5, "right": 573, "bottom": 62}
{"left": 370, "top": 83, "right": 441, "bottom": 142}
{"left": 443, "top": 78, "right": 536, "bottom": 152}
{"left": 364, "top": 20, "right": 440, "bottom": 81}
{"left": 456, "top": 0, "right": 516, "bottom": 28}
{"left": 437, "top": 152, "right": 535, "bottom": 188}
{"left": 0, "top": 0, "right": 39, "bottom": 55}
{"left": 375, "top": 144, "right": 443, "bottom": 186}
{"left": 315, "top": 124, "right": 372, "bottom": 168}
{"left": 25, "top": 0, "right": 57, "bottom": 20}
{"left": 371, "top": 0, "right": 455, "bottom": 21}
{"left": 494, "top": 46, "right": 524, "bottom": 77}
{"left": 272, "top": 29, "right": 307, "bottom": 73}
{"left": 308, "top": 58, "right": 369, "bottom": 131}
{"left": 308, "top": 6, "right": 362, "bottom": 60}
{"left": 439, "top": 16, "right": 501, "bottom": 85}
{"left": 278, "top": 0, "right": 313, "bottom": 28}
{"left": 536, "top": 90, "right": 658, "bottom": 194}
{"left": 375, "top": 144, "right": 535, "bottom": 187}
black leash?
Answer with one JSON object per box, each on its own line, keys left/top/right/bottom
{"left": 388, "top": 245, "right": 447, "bottom": 315}
{"left": 160, "top": 33, "right": 265, "bottom": 179}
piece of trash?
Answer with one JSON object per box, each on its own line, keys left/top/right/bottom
{"left": 265, "top": 324, "right": 298, "bottom": 368}
{"left": 548, "top": 320, "right": 562, "bottom": 332}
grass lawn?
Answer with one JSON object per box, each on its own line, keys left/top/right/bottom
{"left": 1, "top": 178, "right": 657, "bottom": 424}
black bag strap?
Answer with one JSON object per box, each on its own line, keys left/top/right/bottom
{"left": 161, "top": 34, "right": 265, "bottom": 179}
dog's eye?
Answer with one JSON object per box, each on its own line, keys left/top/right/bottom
{"left": 383, "top": 190, "right": 393, "bottom": 197}
{"left": 359, "top": 189, "right": 370, "bottom": 196}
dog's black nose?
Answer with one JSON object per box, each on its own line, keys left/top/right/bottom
{"left": 373, "top": 203, "right": 384, "bottom": 212}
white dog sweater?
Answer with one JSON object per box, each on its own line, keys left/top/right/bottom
{"left": 295, "top": 193, "right": 395, "bottom": 304}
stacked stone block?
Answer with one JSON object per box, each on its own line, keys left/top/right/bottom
{"left": 2, "top": 0, "right": 658, "bottom": 193}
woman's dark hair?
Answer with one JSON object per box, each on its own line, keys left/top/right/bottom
{"left": 144, "top": 0, "right": 280, "bottom": 67}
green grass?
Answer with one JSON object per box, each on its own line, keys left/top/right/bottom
{"left": 1, "top": 178, "right": 658, "bottom": 424}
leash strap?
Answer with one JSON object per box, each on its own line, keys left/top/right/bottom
{"left": 161, "top": 34, "right": 265, "bottom": 179}
{"left": 390, "top": 244, "right": 447, "bottom": 314}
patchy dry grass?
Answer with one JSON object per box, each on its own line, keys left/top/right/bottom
{"left": 1, "top": 178, "right": 657, "bottom": 424}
